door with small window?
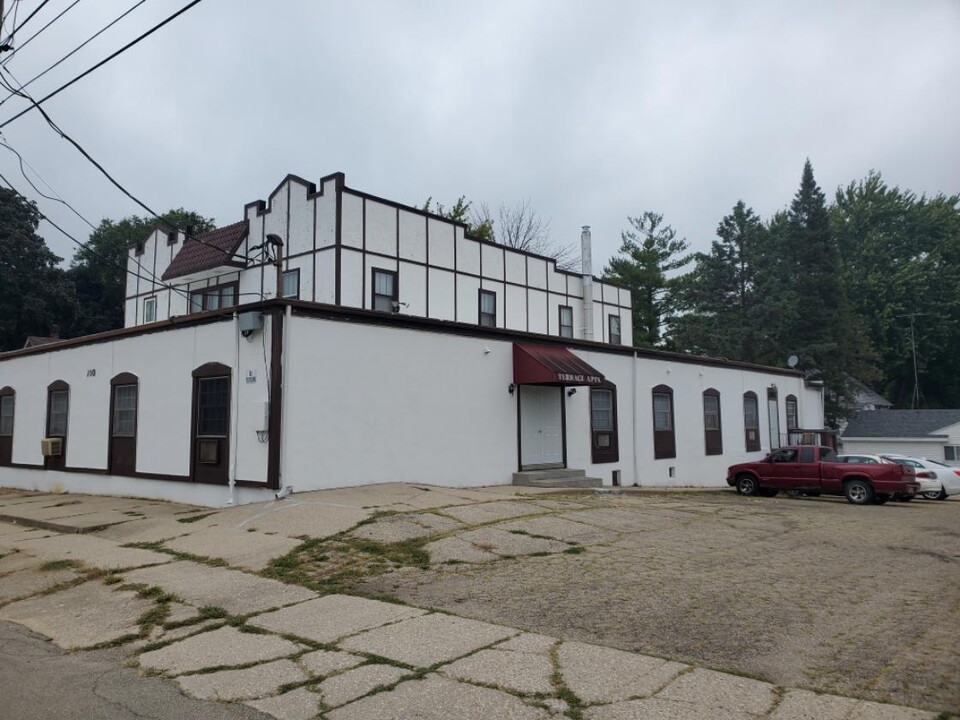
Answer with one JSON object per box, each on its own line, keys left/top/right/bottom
{"left": 590, "top": 385, "right": 619, "bottom": 463}
{"left": 191, "top": 363, "right": 231, "bottom": 484}
{"left": 109, "top": 373, "right": 138, "bottom": 475}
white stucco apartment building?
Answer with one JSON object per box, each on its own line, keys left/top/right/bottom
{"left": 0, "top": 172, "right": 825, "bottom": 506}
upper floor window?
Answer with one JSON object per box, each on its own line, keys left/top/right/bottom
{"left": 743, "top": 391, "right": 760, "bottom": 452}
{"left": 190, "top": 282, "right": 237, "bottom": 313}
{"left": 282, "top": 269, "right": 300, "bottom": 299}
{"left": 559, "top": 306, "right": 574, "bottom": 338}
{"left": 608, "top": 314, "right": 622, "bottom": 344}
{"left": 479, "top": 290, "right": 496, "bottom": 327}
{"left": 372, "top": 269, "right": 398, "bottom": 313}
{"left": 785, "top": 395, "right": 798, "bottom": 429}
{"left": 703, "top": 388, "right": 722, "bottom": 455}
{"left": 143, "top": 296, "right": 157, "bottom": 324}
{"left": 652, "top": 384, "right": 676, "bottom": 459}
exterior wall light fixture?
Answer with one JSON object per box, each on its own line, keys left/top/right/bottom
{"left": 508, "top": 383, "right": 516, "bottom": 395}
{"left": 567, "top": 388, "right": 577, "bottom": 397}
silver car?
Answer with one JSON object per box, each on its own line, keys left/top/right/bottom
{"left": 837, "top": 454, "right": 939, "bottom": 499}
{"left": 880, "top": 455, "right": 960, "bottom": 500}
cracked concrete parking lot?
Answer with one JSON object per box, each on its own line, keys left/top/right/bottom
{"left": 351, "top": 492, "right": 960, "bottom": 713}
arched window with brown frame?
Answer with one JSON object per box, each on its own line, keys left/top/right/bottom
{"left": 0, "top": 386, "right": 14, "bottom": 466}
{"left": 703, "top": 388, "right": 722, "bottom": 456}
{"left": 743, "top": 391, "right": 761, "bottom": 452}
{"left": 652, "top": 384, "right": 676, "bottom": 459}
{"left": 45, "top": 380, "right": 69, "bottom": 470}
{"left": 109, "top": 373, "right": 139, "bottom": 476}
{"left": 191, "top": 362, "right": 231, "bottom": 485}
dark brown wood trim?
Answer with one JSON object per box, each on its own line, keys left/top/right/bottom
{"left": 743, "top": 390, "right": 761, "bottom": 452}
{"left": 361, "top": 198, "right": 367, "bottom": 306}
{"left": 110, "top": 372, "right": 138, "bottom": 386}
{"left": 266, "top": 308, "right": 284, "bottom": 491}
{"left": 652, "top": 383, "right": 676, "bottom": 460}
{"left": 0, "top": 386, "right": 13, "bottom": 395}
{"left": 192, "top": 362, "right": 231, "bottom": 378}
{"left": 312, "top": 195, "right": 318, "bottom": 302}
{"left": 561, "top": 386, "right": 568, "bottom": 468}
{"left": 703, "top": 387, "right": 722, "bottom": 456}
{"left": 45, "top": 381, "right": 69, "bottom": 470}
{"left": 335, "top": 174, "right": 343, "bottom": 306}
{"left": 590, "top": 384, "right": 619, "bottom": 464}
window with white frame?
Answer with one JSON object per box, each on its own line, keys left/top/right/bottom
{"left": 559, "top": 306, "right": 573, "bottom": 338}
{"left": 946, "top": 446, "right": 959, "bottom": 462}
{"left": 143, "top": 296, "right": 157, "bottom": 324}
{"left": 282, "top": 269, "right": 300, "bottom": 299}
{"left": 372, "top": 269, "right": 397, "bottom": 312}
{"left": 48, "top": 389, "right": 68, "bottom": 436}
{"left": 785, "top": 395, "right": 798, "bottom": 429}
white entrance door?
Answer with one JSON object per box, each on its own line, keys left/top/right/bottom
{"left": 520, "top": 386, "right": 564, "bottom": 468}
{"left": 768, "top": 396, "right": 781, "bottom": 449}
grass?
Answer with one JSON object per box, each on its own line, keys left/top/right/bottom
{"left": 176, "top": 512, "right": 217, "bottom": 524}
{"left": 263, "top": 530, "right": 431, "bottom": 595}
{"left": 563, "top": 546, "right": 586, "bottom": 555}
{"left": 39, "top": 559, "right": 82, "bottom": 571}
{"left": 123, "top": 541, "right": 228, "bottom": 567}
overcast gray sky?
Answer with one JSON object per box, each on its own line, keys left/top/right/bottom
{"left": 2, "top": 0, "right": 958, "bottom": 270}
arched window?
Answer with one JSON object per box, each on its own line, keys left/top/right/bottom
{"left": 0, "top": 386, "right": 14, "bottom": 466}
{"left": 703, "top": 388, "right": 722, "bottom": 456}
{"left": 785, "top": 394, "right": 799, "bottom": 430}
{"left": 45, "top": 380, "right": 69, "bottom": 470}
{"left": 652, "top": 385, "right": 675, "bottom": 459}
{"left": 743, "top": 391, "right": 760, "bottom": 452}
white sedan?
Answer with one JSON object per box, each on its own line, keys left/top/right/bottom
{"left": 880, "top": 455, "right": 960, "bottom": 500}
{"left": 837, "top": 454, "right": 940, "bottom": 498}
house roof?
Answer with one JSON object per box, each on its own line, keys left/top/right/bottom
{"left": 22, "top": 336, "right": 60, "bottom": 349}
{"left": 845, "top": 377, "right": 892, "bottom": 408}
{"left": 842, "top": 409, "right": 960, "bottom": 438}
{"left": 161, "top": 221, "right": 248, "bottom": 281}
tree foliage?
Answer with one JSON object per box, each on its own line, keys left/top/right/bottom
{"left": 422, "top": 196, "right": 493, "bottom": 240}
{"left": 67, "top": 209, "right": 215, "bottom": 337}
{"left": 831, "top": 172, "right": 960, "bottom": 408}
{"left": 0, "top": 188, "right": 76, "bottom": 351}
{"left": 472, "top": 200, "right": 578, "bottom": 271}
{"left": 602, "top": 212, "right": 690, "bottom": 347}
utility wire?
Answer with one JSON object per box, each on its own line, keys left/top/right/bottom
{"left": 0, "top": 168, "right": 192, "bottom": 301}
{"left": 2, "top": 0, "right": 81, "bottom": 66}
{"left": 0, "top": 0, "right": 149, "bottom": 109}
{"left": 1, "top": 0, "right": 51, "bottom": 47}
{"left": 0, "top": 0, "right": 202, "bottom": 129}
{"left": 0, "top": 64, "right": 247, "bottom": 265}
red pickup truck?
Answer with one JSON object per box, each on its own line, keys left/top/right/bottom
{"left": 726, "top": 445, "right": 919, "bottom": 505}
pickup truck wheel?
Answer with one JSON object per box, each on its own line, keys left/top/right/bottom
{"left": 873, "top": 494, "right": 890, "bottom": 505}
{"left": 844, "top": 479, "right": 874, "bottom": 505}
{"left": 736, "top": 474, "right": 759, "bottom": 496}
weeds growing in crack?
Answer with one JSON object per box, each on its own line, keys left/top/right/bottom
{"left": 39, "top": 559, "right": 81, "bottom": 571}
{"left": 123, "top": 541, "right": 228, "bottom": 567}
{"left": 176, "top": 512, "right": 217, "bottom": 524}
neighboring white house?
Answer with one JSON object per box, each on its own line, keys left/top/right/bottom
{"left": 0, "top": 171, "right": 826, "bottom": 507}
{"left": 841, "top": 409, "right": 960, "bottom": 466}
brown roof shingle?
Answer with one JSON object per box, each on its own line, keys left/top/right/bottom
{"left": 161, "top": 221, "right": 248, "bottom": 281}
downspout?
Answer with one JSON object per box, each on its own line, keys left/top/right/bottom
{"left": 632, "top": 350, "right": 639, "bottom": 487}
{"left": 581, "top": 226, "right": 594, "bottom": 341}
{"left": 228, "top": 309, "right": 240, "bottom": 505}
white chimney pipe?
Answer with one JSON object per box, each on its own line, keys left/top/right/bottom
{"left": 581, "top": 226, "right": 594, "bottom": 341}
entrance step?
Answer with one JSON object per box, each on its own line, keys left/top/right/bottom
{"left": 513, "top": 469, "right": 602, "bottom": 488}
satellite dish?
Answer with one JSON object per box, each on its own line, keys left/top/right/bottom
{"left": 787, "top": 355, "right": 799, "bottom": 368}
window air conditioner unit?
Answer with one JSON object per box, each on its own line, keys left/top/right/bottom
{"left": 41, "top": 438, "right": 62, "bottom": 457}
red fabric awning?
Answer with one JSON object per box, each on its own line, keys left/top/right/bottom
{"left": 513, "top": 343, "right": 605, "bottom": 386}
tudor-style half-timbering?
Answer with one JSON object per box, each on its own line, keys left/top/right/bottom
{"left": 124, "top": 173, "right": 632, "bottom": 344}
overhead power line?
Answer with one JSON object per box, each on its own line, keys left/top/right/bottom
{"left": 0, "top": 168, "right": 192, "bottom": 302}
{"left": 0, "top": 0, "right": 203, "bottom": 129}
{"left": 0, "top": 0, "right": 150, "bottom": 110}
{"left": 2, "top": 0, "right": 81, "bottom": 66}
{"left": 1, "top": 0, "right": 52, "bottom": 48}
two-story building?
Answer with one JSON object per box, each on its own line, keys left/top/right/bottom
{"left": 0, "top": 172, "right": 824, "bottom": 506}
